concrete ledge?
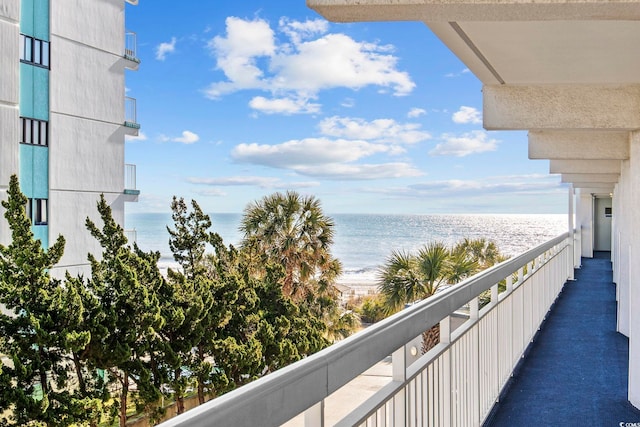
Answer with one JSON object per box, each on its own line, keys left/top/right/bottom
{"left": 484, "top": 85, "right": 640, "bottom": 130}
{"left": 529, "top": 131, "right": 630, "bottom": 160}
{"left": 550, "top": 160, "right": 621, "bottom": 175}
{"left": 307, "top": 1, "right": 640, "bottom": 23}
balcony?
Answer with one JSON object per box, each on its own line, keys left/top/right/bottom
{"left": 156, "top": 232, "right": 636, "bottom": 426}
{"left": 124, "top": 163, "right": 140, "bottom": 198}
{"left": 124, "top": 31, "right": 140, "bottom": 70}
{"left": 124, "top": 96, "right": 140, "bottom": 135}
{"left": 124, "top": 229, "right": 137, "bottom": 246}
{"left": 125, "top": 0, "right": 138, "bottom": 4}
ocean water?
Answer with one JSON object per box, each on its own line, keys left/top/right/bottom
{"left": 125, "top": 213, "right": 567, "bottom": 286}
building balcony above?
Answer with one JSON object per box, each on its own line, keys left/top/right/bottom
{"left": 124, "top": 96, "right": 140, "bottom": 136}
{"left": 125, "top": 0, "right": 138, "bottom": 5}
{"left": 124, "top": 31, "right": 140, "bottom": 70}
{"left": 124, "top": 163, "right": 140, "bottom": 201}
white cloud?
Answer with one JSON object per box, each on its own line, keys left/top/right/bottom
{"left": 195, "top": 188, "right": 228, "bottom": 197}
{"left": 204, "top": 17, "right": 415, "bottom": 114}
{"left": 452, "top": 106, "right": 482, "bottom": 124}
{"left": 159, "top": 131, "right": 200, "bottom": 144}
{"left": 232, "top": 138, "right": 397, "bottom": 168}
{"left": 407, "top": 108, "right": 426, "bottom": 118}
{"left": 293, "top": 163, "right": 423, "bottom": 180}
{"left": 188, "top": 176, "right": 320, "bottom": 190}
{"left": 249, "top": 96, "right": 321, "bottom": 115}
{"left": 318, "top": 116, "right": 431, "bottom": 144}
{"left": 230, "top": 137, "right": 422, "bottom": 180}
{"left": 362, "top": 174, "right": 563, "bottom": 199}
{"left": 155, "top": 37, "right": 177, "bottom": 61}
{"left": 408, "top": 175, "right": 562, "bottom": 197}
{"left": 173, "top": 131, "right": 200, "bottom": 144}
{"left": 445, "top": 68, "right": 471, "bottom": 78}
{"left": 341, "top": 98, "right": 356, "bottom": 108}
{"left": 125, "top": 131, "right": 147, "bottom": 142}
{"left": 279, "top": 17, "right": 329, "bottom": 45}
{"left": 429, "top": 131, "right": 498, "bottom": 157}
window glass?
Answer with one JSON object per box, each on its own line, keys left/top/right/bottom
{"left": 41, "top": 41, "right": 49, "bottom": 68}
{"left": 20, "top": 34, "right": 26, "bottom": 60}
{"left": 33, "top": 120, "right": 39, "bottom": 145}
{"left": 35, "top": 199, "right": 48, "bottom": 225}
{"left": 34, "top": 39, "right": 41, "bottom": 64}
{"left": 40, "top": 121, "right": 48, "bottom": 146}
{"left": 25, "top": 119, "right": 32, "bottom": 144}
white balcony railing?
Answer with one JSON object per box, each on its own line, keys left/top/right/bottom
{"left": 124, "top": 97, "right": 140, "bottom": 130}
{"left": 158, "top": 232, "right": 574, "bottom": 427}
{"left": 124, "top": 229, "right": 137, "bottom": 245}
{"left": 125, "top": 31, "right": 140, "bottom": 65}
{"left": 124, "top": 163, "right": 139, "bottom": 195}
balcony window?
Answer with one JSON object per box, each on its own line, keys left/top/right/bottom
{"left": 26, "top": 198, "right": 48, "bottom": 225}
{"left": 20, "top": 34, "right": 50, "bottom": 68}
{"left": 20, "top": 117, "right": 48, "bottom": 146}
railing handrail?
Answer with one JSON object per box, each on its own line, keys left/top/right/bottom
{"left": 158, "top": 232, "right": 570, "bottom": 427}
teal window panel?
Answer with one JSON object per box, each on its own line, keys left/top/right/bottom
{"left": 19, "top": 63, "right": 49, "bottom": 121}
{"left": 19, "top": 144, "right": 34, "bottom": 198}
{"left": 33, "top": 66, "right": 48, "bottom": 118}
{"left": 20, "top": 0, "right": 34, "bottom": 36}
{"left": 32, "top": 225, "right": 48, "bottom": 249}
{"left": 32, "top": 145, "right": 48, "bottom": 199}
{"left": 19, "top": 144, "right": 48, "bottom": 199}
{"left": 20, "top": 0, "right": 49, "bottom": 40}
{"left": 19, "top": 63, "right": 34, "bottom": 118}
{"left": 33, "top": 0, "right": 49, "bottom": 40}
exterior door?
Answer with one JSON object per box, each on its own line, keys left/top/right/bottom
{"left": 594, "top": 197, "right": 612, "bottom": 251}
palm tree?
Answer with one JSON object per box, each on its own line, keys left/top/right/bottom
{"left": 377, "top": 239, "right": 499, "bottom": 352}
{"left": 240, "top": 191, "right": 342, "bottom": 301}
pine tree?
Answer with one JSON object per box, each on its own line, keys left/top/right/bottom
{"left": 161, "top": 197, "right": 218, "bottom": 412}
{"left": 0, "top": 175, "right": 98, "bottom": 426}
{"left": 82, "top": 195, "right": 165, "bottom": 427}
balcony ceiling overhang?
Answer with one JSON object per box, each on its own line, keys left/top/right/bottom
{"left": 561, "top": 173, "right": 619, "bottom": 184}
{"left": 550, "top": 159, "right": 622, "bottom": 175}
{"left": 308, "top": 1, "right": 640, "bottom": 87}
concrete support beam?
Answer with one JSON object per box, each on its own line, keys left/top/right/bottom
{"left": 307, "top": 1, "right": 640, "bottom": 23}
{"left": 529, "top": 131, "right": 629, "bottom": 160}
{"left": 570, "top": 184, "right": 615, "bottom": 191}
{"left": 550, "top": 160, "right": 621, "bottom": 175}
{"left": 561, "top": 174, "right": 619, "bottom": 184}
{"left": 572, "top": 186, "right": 613, "bottom": 194}
{"left": 484, "top": 85, "right": 640, "bottom": 130}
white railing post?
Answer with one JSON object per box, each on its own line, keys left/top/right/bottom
{"left": 392, "top": 346, "right": 406, "bottom": 426}
{"left": 568, "top": 185, "right": 576, "bottom": 280}
{"left": 304, "top": 401, "right": 324, "bottom": 427}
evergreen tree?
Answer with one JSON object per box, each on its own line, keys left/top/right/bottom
{"left": 82, "top": 195, "right": 165, "bottom": 427}
{"left": 0, "top": 175, "right": 99, "bottom": 426}
{"left": 161, "top": 197, "right": 218, "bottom": 412}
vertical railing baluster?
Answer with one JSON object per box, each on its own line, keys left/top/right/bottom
{"left": 304, "top": 401, "right": 324, "bottom": 427}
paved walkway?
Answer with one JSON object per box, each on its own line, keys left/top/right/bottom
{"left": 485, "top": 252, "right": 640, "bottom": 426}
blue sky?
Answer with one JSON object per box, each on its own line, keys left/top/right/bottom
{"left": 124, "top": 1, "right": 567, "bottom": 215}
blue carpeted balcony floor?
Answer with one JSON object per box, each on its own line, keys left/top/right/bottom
{"left": 485, "top": 252, "right": 640, "bottom": 426}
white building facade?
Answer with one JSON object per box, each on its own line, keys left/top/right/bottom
{"left": 0, "top": 0, "right": 139, "bottom": 276}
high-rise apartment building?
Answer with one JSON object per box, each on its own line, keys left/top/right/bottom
{"left": 0, "top": 0, "right": 140, "bottom": 277}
